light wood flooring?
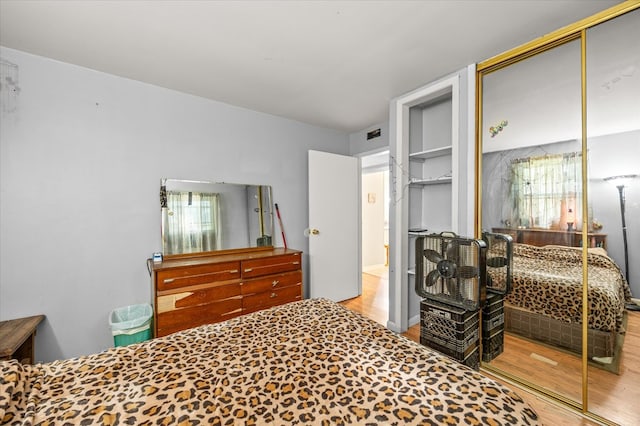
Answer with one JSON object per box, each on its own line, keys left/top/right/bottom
{"left": 340, "top": 267, "right": 639, "bottom": 425}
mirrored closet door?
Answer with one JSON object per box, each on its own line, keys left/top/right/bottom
{"left": 476, "top": 3, "right": 639, "bottom": 424}
{"left": 585, "top": 8, "right": 639, "bottom": 425}
{"left": 480, "top": 36, "right": 584, "bottom": 407}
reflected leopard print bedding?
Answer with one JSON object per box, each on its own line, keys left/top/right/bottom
{"left": 0, "top": 299, "right": 538, "bottom": 425}
{"left": 489, "top": 244, "right": 631, "bottom": 332}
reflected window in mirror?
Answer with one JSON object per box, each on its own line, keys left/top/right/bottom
{"left": 165, "top": 191, "right": 222, "bottom": 255}
{"left": 509, "top": 151, "right": 581, "bottom": 230}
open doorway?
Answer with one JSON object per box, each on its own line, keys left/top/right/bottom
{"left": 341, "top": 150, "right": 389, "bottom": 325}
{"left": 362, "top": 168, "right": 388, "bottom": 275}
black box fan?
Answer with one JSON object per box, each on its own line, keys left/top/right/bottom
{"left": 482, "top": 232, "right": 513, "bottom": 295}
{"left": 415, "top": 233, "right": 487, "bottom": 310}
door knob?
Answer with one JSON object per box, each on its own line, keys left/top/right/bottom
{"left": 304, "top": 228, "right": 320, "bottom": 237}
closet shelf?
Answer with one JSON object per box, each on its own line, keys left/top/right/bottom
{"left": 410, "top": 177, "right": 452, "bottom": 186}
{"left": 409, "top": 146, "right": 452, "bottom": 161}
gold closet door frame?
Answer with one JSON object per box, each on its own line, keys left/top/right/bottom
{"left": 474, "top": 2, "right": 640, "bottom": 424}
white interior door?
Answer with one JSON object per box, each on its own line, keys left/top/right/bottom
{"left": 308, "top": 150, "right": 361, "bottom": 301}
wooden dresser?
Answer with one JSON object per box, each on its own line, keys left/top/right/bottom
{"left": 152, "top": 248, "right": 302, "bottom": 337}
{"left": 492, "top": 227, "right": 606, "bottom": 249}
{"left": 0, "top": 315, "right": 45, "bottom": 364}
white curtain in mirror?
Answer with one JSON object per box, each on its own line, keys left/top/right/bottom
{"left": 510, "top": 152, "right": 582, "bottom": 230}
{"left": 165, "top": 191, "right": 222, "bottom": 254}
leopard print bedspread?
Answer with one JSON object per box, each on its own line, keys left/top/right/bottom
{"left": 491, "top": 244, "right": 631, "bottom": 333}
{"left": 0, "top": 299, "right": 539, "bottom": 425}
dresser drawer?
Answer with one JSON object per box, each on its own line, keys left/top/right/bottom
{"left": 242, "top": 284, "right": 302, "bottom": 313}
{"left": 242, "top": 253, "right": 301, "bottom": 278}
{"left": 156, "top": 297, "right": 243, "bottom": 337}
{"left": 240, "top": 271, "right": 302, "bottom": 295}
{"left": 156, "top": 283, "right": 241, "bottom": 313}
{"left": 156, "top": 261, "right": 241, "bottom": 291}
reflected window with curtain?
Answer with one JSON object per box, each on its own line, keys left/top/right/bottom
{"left": 165, "top": 191, "right": 222, "bottom": 254}
{"left": 509, "top": 152, "right": 582, "bottom": 229}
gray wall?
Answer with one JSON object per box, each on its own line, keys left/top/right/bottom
{"left": 0, "top": 47, "right": 349, "bottom": 362}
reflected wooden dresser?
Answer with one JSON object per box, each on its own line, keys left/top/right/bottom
{"left": 492, "top": 227, "right": 606, "bottom": 249}
{"left": 152, "top": 248, "right": 302, "bottom": 337}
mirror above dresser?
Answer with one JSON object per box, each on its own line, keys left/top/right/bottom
{"left": 161, "top": 178, "right": 274, "bottom": 256}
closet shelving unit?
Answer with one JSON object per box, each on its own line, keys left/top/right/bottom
{"left": 390, "top": 71, "right": 467, "bottom": 333}
{"left": 406, "top": 90, "right": 457, "bottom": 273}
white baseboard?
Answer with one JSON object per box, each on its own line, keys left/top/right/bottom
{"left": 387, "top": 315, "right": 420, "bottom": 332}
{"left": 409, "top": 314, "right": 420, "bottom": 327}
{"left": 386, "top": 320, "right": 401, "bottom": 333}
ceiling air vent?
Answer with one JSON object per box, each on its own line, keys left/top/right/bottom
{"left": 366, "top": 128, "right": 381, "bottom": 140}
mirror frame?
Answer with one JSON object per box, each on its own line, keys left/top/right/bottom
{"left": 474, "top": 2, "right": 639, "bottom": 424}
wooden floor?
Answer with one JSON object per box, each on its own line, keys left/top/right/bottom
{"left": 340, "top": 267, "right": 639, "bottom": 425}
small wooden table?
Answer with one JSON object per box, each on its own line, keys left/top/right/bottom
{"left": 0, "top": 315, "right": 45, "bottom": 364}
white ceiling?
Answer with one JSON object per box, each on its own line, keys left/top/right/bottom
{"left": 0, "top": 0, "right": 622, "bottom": 133}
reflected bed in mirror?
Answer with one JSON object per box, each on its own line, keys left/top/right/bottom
{"left": 161, "top": 179, "right": 274, "bottom": 256}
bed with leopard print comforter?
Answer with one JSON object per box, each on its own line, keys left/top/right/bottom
{"left": 0, "top": 299, "right": 538, "bottom": 425}
{"left": 492, "top": 244, "right": 631, "bottom": 333}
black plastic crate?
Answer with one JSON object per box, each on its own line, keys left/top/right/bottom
{"left": 482, "top": 344, "right": 503, "bottom": 362}
{"left": 420, "top": 328, "right": 479, "bottom": 359}
{"left": 483, "top": 303, "right": 503, "bottom": 318}
{"left": 463, "top": 347, "right": 480, "bottom": 370}
{"left": 421, "top": 337, "right": 480, "bottom": 371}
{"left": 482, "top": 327, "right": 504, "bottom": 353}
{"left": 421, "top": 308, "right": 479, "bottom": 337}
{"left": 483, "top": 292, "right": 504, "bottom": 314}
{"left": 482, "top": 311, "right": 504, "bottom": 333}
{"left": 482, "top": 322, "right": 504, "bottom": 338}
{"left": 421, "top": 298, "right": 478, "bottom": 323}
{"left": 421, "top": 309, "right": 479, "bottom": 333}
{"left": 484, "top": 304, "right": 504, "bottom": 319}
{"left": 482, "top": 292, "right": 504, "bottom": 337}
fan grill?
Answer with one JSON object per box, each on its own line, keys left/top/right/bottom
{"left": 415, "top": 234, "right": 485, "bottom": 309}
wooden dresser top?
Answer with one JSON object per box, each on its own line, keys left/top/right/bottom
{"left": 0, "top": 315, "right": 45, "bottom": 358}
{"left": 153, "top": 248, "right": 302, "bottom": 271}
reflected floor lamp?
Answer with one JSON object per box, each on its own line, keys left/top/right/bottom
{"left": 604, "top": 174, "right": 638, "bottom": 309}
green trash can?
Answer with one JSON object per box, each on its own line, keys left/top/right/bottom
{"left": 109, "top": 303, "right": 153, "bottom": 346}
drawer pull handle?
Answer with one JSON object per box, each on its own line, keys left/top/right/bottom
{"left": 272, "top": 280, "right": 279, "bottom": 287}
{"left": 244, "top": 268, "right": 253, "bottom": 273}
{"left": 163, "top": 278, "right": 175, "bottom": 284}
{"left": 293, "top": 262, "right": 300, "bottom": 265}
{"left": 270, "top": 292, "right": 277, "bottom": 298}
{"left": 230, "top": 269, "right": 239, "bottom": 274}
